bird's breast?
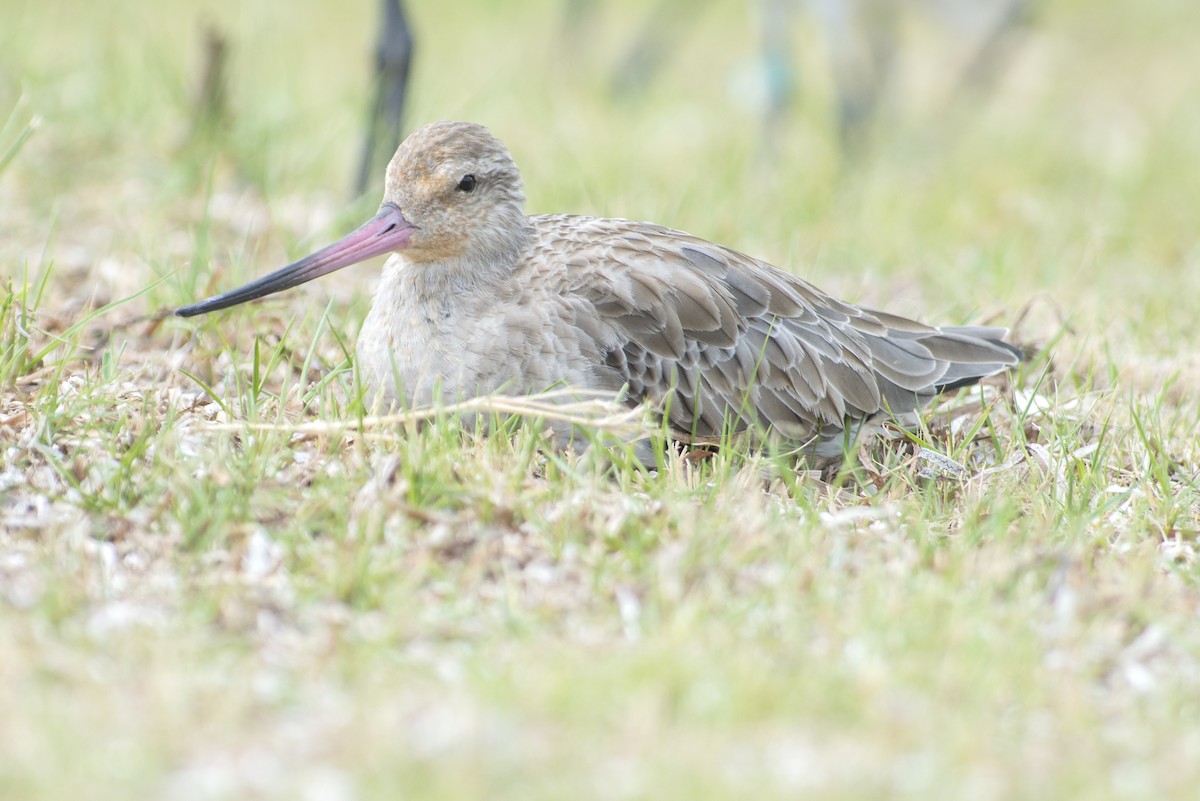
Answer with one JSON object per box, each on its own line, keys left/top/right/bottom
{"left": 354, "top": 268, "right": 540, "bottom": 409}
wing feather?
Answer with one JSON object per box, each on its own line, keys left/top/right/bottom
{"left": 537, "top": 215, "right": 1019, "bottom": 449}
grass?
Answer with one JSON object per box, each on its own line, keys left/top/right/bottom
{"left": 3, "top": 0, "right": 1200, "bottom": 798}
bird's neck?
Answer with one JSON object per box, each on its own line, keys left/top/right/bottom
{"left": 387, "top": 257, "right": 496, "bottom": 302}
{"left": 383, "top": 231, "right": 531, "bottom": 306}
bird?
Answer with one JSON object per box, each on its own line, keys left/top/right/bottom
{"left": 177, "top": 120, "right": 1020, "bottom": 462}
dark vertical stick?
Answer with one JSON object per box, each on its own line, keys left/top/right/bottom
{"left": 190, "top": 26, "right": 228, "bottom": 143}
{"left": 356, "top": 0, "right": 413, "bottom": 197}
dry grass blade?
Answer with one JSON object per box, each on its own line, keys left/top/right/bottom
{"left": 200, "top": 387, "right": 649, "bottom": 436}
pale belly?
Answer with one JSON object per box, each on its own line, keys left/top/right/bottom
{"left": 354, "top": 290, "right": 594, "bottom": 412}
{"left": 355, "top": 313, "right": 514, "bottom": 409}
{"left": 351, "top": 256, "right": 626, "bottom": 430}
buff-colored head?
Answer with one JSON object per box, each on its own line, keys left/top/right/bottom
{"left": 174, "top": 121, "right": 531, "bottom": 318}
{"left": 383, "top": 121, "right": 529, "bottom": 265}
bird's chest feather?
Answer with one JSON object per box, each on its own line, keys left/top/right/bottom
{"left": 354, "top": 268, "right": 545, "bottom": 408}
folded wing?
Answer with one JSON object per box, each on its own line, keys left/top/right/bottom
{"left": 537, "top": 216, "right": 1019, "bottom": 447}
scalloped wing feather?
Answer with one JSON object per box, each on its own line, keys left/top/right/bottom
{"left": 533, "top": 215, "right": 1019, "bottom": 448}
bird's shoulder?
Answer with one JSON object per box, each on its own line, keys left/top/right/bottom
{"left": 523, "top": 213, "right": 870, "bottom": 334}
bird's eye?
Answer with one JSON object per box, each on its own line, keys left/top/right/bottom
{"left": 456, "top": 174, "right": 477, "bottom": 192}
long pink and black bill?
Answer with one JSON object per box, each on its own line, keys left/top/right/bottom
{"left": 175, "top": 203, "right": 415, "bottom": 317}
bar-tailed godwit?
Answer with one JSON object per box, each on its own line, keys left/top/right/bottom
{"left": 178, "top": 120, "right": 1019, "bottom": 459}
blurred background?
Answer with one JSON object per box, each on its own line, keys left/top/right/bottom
{"left": 2, "top": 0, "right": 1199, "bottom": 374}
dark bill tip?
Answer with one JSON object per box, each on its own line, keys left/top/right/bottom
{"left": 175, "top": 203, "right": 415, "bottom": 317}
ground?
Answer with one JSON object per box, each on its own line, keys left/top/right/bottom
{"left": 2, "top": 0, "right": 1200, "bottom": 798}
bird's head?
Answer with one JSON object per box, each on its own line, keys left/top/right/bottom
{"left": 175, "top": 120, "right": 528, "bottom": 318}
{"left": 382, "top": 120, "right": 528, "bottom": 266}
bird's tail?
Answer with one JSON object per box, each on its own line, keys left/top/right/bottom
{"left": 929, "top": 325, "right": 1023, "bottom": 393}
